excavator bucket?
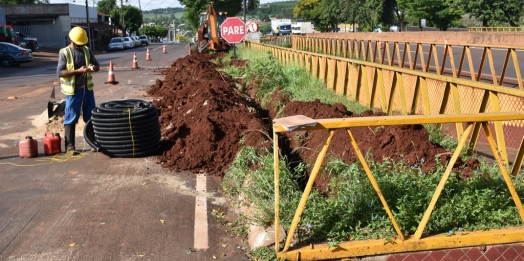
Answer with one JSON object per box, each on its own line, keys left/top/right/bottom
{"left": 197, "top": 40, "right": 209, "bottom": 53}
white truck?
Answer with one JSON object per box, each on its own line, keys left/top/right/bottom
{"left": 291, "top": 22, "right": 314, "bottom": 35}
{"left": 270, "top": 18, "right": 292, "bottom": 36}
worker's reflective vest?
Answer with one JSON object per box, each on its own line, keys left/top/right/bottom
{"left": 59, "top": 46, "right": 94, "bottom": 95}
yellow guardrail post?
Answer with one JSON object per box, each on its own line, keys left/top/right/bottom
{"left": 482, "top": 121, "right": 524, "bottom": 220}
{"left": 346, "top": 128, "right": 405, "bottom": 239}
{"left": 282, "top": 130, "right": 335, "bottom": 252}
{"left": 413, "top": 124, "right": 474, "bottom": 240}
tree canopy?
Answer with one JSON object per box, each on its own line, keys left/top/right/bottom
{"left": 450, "top": 0, "right": 524, "bottom": 27}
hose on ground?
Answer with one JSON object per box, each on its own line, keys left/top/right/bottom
{"left": 83, "top": 99, "right": 161, "bottom": 157}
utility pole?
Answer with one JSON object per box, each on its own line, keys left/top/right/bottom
{"left": 85, "top": 0, "right": 92, "bottom": 50}
{"left": 120, "top": 0, "right": 126, "bottom": 36}
{"left": 243, "top": 0, "right": 246, "bottom": 22}
{"left": 138, "top": 0, "right": 142, "bottom": 26}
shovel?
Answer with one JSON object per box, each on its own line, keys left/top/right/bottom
{"left": 47, "top": 84, "right": 64, "bottom": 119}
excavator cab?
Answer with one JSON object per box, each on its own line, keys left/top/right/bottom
{"left": 196, "top": 2, "right": 230, "bottom": 53}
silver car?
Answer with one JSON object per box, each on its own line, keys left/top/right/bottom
{"left": 108, "top": 37, "right": 125, "bottom": 51}
{"left": 123, "top": 37, "right": 134, "bottom": 48}
{"left": 132, "top": 36, "right": 141, "bottom": 47}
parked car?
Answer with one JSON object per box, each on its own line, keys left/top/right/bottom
{"left": 131, "top": 36, "right": 142, "bottom": 47}
{"left": 0, "top": 42, "right": 33, "bottom": 67}
{"left": 123, "top": 37, "right": 134, "bottom": 48}
{"left": 14, "top": 32, "right": 39, "bottom": 52}
{"left": 108, "top": 37, "right": 125, "bottom": 51}
{"left": 138, "top": 35, "right": 149, "bottom": 45}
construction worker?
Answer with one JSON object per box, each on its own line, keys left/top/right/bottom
{"left": 56, "top": 27, "right": 100, "bottom": 154}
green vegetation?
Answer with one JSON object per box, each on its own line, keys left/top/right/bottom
{"left": 220, "top": 47, "right": 524, "bottom": 260}
{"left": 293, "top": 0, "right": 524, "bottom": 32}
{"left": 248, "top": 1, "right": 297, "bottom": 21}
{"left": 139, "top": 25, "right": 168, "bottom": 39}
{"left": 97, "top": 0, "right": 143, "bottom": 34}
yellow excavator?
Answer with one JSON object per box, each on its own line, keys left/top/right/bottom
{"left": 196, "top": 2, "right": 230, "bottom": 53}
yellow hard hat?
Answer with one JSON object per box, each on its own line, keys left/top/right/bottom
{"left": 69, "top": 27, "right": 88, "bottom": 45}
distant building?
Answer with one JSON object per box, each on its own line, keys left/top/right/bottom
{"left": 0, "top": 3, "right": 118, "bottom": 50}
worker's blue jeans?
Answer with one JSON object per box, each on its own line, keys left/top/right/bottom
{"left": 64, "top": 87, "right": 95, "bottom": 125}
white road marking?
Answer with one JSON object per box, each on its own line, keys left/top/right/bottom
{"left": 194, "top": 174, "right": 209, "bottom": 249}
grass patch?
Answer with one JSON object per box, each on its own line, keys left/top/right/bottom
{"left": 231, "top": 47, "right": 368, "bottom": 114}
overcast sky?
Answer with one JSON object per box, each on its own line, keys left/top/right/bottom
{"left": 50, "top": 0, "right": 283, "bottom": 12}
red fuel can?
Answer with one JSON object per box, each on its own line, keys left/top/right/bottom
{"left": 19, "top": 136, "right": 38, "bottom": 158}
{"left": 44, "top": 132, "right": 61, "bottom": 155}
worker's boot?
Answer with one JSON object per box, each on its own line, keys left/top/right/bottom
{"left": 64, "top": 125, "right": 78, "bottom": 155}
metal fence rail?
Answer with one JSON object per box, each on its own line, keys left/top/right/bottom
{"left": 290, "top": 35, "right": 524, "bottom": 90}
{"left": 468, "top": 27, "right": 523, "bottom": 32}
{"left": 245, "top": 41, "right": 524, "bottom": 174}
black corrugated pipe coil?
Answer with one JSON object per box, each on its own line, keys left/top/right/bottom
{"left": 83, "top": 99, "right": 161, "bottom": 157}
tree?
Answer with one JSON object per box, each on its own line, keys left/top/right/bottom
{"left": 405, "top": 0, "right": 461, "bottom": 30}
{"left": 97, "top": 0, "right": 117, "bottom": 15}
{"left": 108, "top": 5, "right": 142, "bottom": 35}
{"left": 380, "top": 0, "right": 396, "bottom": 28}
{"left": 339, "top": 0, "right": 364, "bottom": 31}
{"left": 259, "top": 13, "right": 270, "bottom": 22}
{"left": 294, "top": 0, "right": 323, "bottom": 30}
{"left": 139, "top": 25, "right": 168, "bottom": 40}
{"left": 394, "top": 0, "right": 408, "bottom": 30}
{"left": 318, "top": 0, "right": 341, "bottom": 32}
{"left": 449, "top": 0, "right": 524, "bottom": 27}
{"left": 123, "top": 5, "right": 143, "bottom": 34}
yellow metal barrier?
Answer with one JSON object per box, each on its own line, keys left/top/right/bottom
{"left": 290, "top": 35, "right": 524, "bottom": 90}
{"left": 272, "top": 113, "right": 524, "bottom": 260}
{"left": 468, "top": 27, "right": 523, "bottom": 32}
{"left": 245, "top": 41, "right": 524, "bottom": 171}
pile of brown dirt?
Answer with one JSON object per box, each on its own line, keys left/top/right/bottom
{"left": 147, "top": 52, "right": 479, "bottom": 183}
{"left": 147, "top": 52, "right": 267, "bottom": 175}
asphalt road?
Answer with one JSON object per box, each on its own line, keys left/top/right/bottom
{"left": 0, "top": 43, "right": 250, "bottom": 261}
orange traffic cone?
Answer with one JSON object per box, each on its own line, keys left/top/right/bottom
{"left": 162, "top": 44, "right": 167, "bottom": 54}
{"left": 104, "top": 61, "right": 119, "bottom": 85}
{"left": 146, "top": 48, "right": 152, "bottom": 61}
{"left": 132, "top": 52, "right": 140, "bottom": 69}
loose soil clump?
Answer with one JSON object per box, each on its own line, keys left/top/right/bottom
{"left": 147, "top": 52, "right": 479, "bottom": 183}
{"left": 147, "top": 52, "right": 267, "bottom": 175}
